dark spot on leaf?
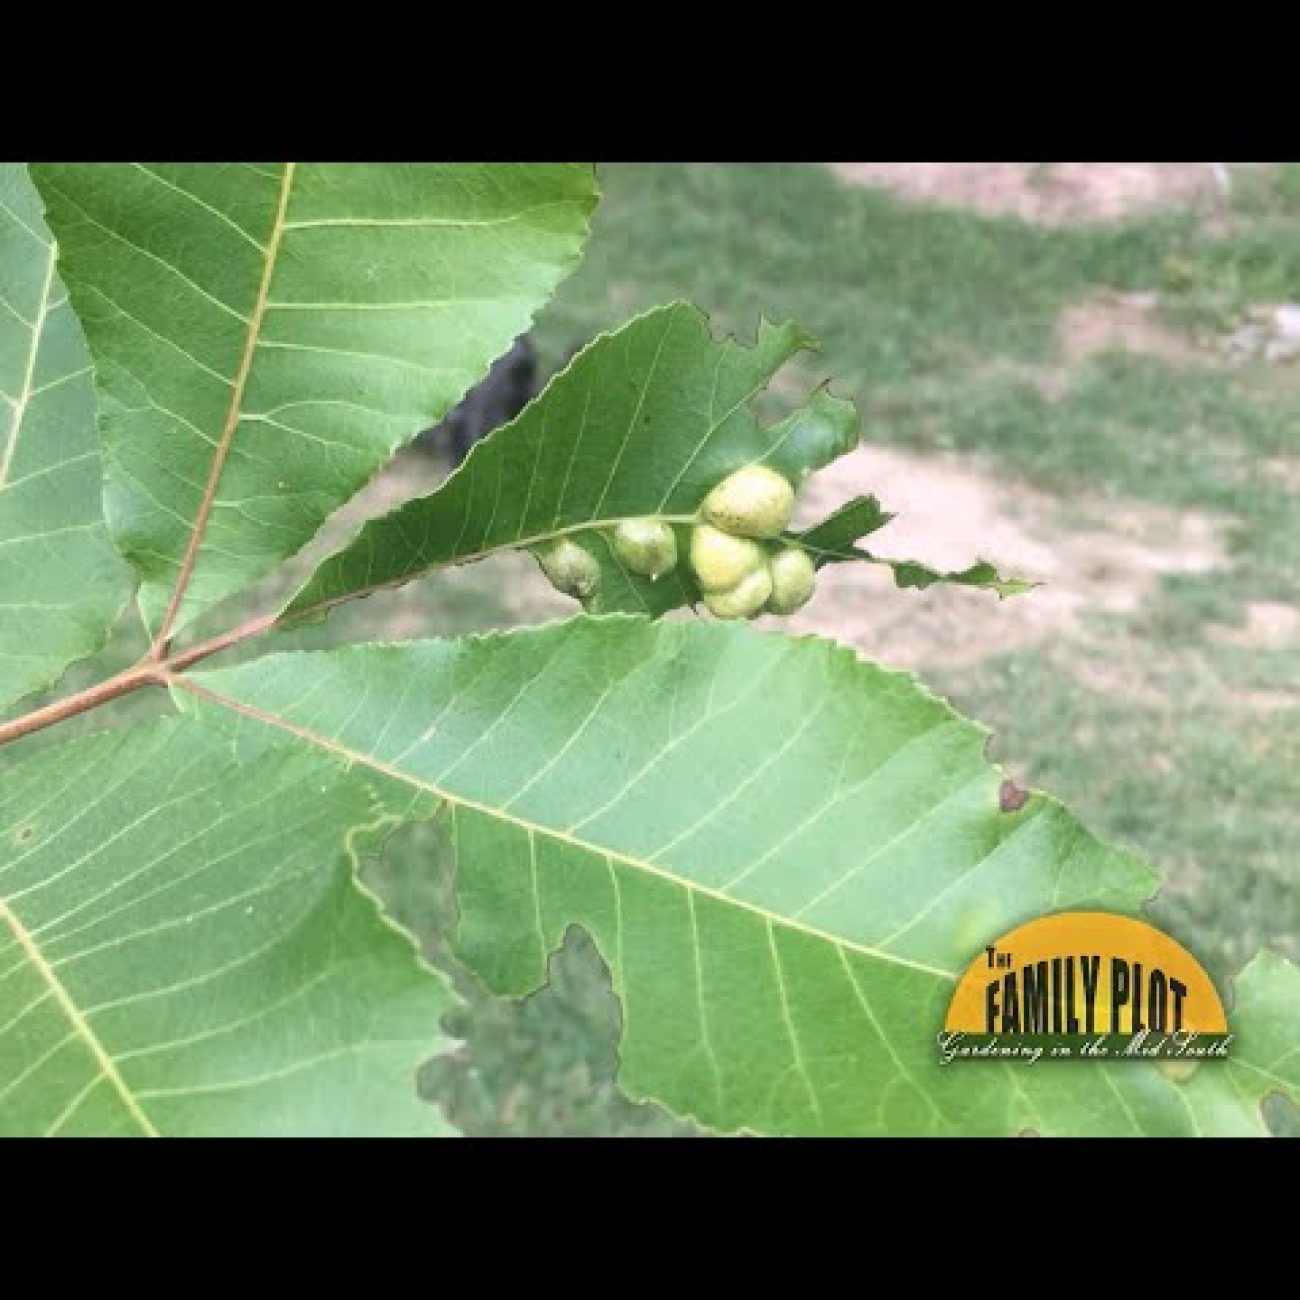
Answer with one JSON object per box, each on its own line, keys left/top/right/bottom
{"left": 999, "top": 779, "right": 1030, "bottom": 814}
{"left": 15, "top": 825, "right": 34, "bottom": 843}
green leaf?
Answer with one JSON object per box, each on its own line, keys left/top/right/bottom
{"left": 175, "top": 617, "right": 1297, "bottom": 1135}
{"left": 795, "top": 494, "right": 895, "bottom": 555}
{"left": 29, "top": 163, "right": 596, "bottom": 637}
{"left": 1224, "top": 950, "right": 1300, "bottom": 1112}
{"left": 877, "top": 559, "right": 1036, "bottom": 598}
{"left": 0, "top": 165, "right": 133, "bottom": 715}
{"left": 0, "top": 718, "right": 454, "bottom": 1136}
{"left": 796, "top": 496, "right": 1034, "bottom": 598}
{"left": 288, "top": 302, "right": 1030, "bottom": 621}
{"left": 286, "top": 303, "right": 863, "bottom": 620}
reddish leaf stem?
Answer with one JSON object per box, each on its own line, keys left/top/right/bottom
{"left": 0, "top": 611, "right": 282, "bottom": 749}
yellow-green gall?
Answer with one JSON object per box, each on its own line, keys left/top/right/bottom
{"left": 702, "top": 565, "right": 773, "bottom": 620}
{"left": 766, "top": 546, "right": 816, "bottom": 615}
{"left": 702, "top": 464, "right": 795, "bottom": 539}
{"left": 536, "top": 537, "right": 600, "bottom": 601}
{"left": 689, "top": 524, "right": 766, "bottom": 591}
{"left": 611, "top": 519, "right": 678, "bottom": 580}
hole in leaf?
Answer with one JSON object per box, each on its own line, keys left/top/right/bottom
{"left": 365, "top": 817, "right": 694, "bottom": 1136}
{"left": 1263, "top": 1090, "right": 1300, "bottom": 1138}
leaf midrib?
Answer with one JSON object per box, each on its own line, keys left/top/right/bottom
{"left": 0, "top": 894, "right": 156, "bottom": 1136}
{"left": 297, "top": 511, "right": 703, "bottom": 620}
{"left": 173, "top": 676, "right": 958, "bottom": 984}
{"left": 152, "top": 163, "right": 297, "bottom": 649}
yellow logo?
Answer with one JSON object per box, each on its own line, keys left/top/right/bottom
{"left": 939, "top": 911, "right": 1231, "bottom": 1065}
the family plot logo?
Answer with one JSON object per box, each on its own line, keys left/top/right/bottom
{"left": 939, "top": 911, "right": 1231, "bottom": 1065}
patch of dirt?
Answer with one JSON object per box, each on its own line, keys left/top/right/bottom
{"left": 829, "top": 163, "right": 1226, "bottom": 227}
{"left": 1057, "top": 292, "right": 1209, "bottom": 367}
{"left": 1209, "top": 601, "right": 1300, "bottom": 649}
{"left": 774, "top": 446, "right": 1233, "bottom": 670}
{"left": 1262, "top": 455, "right": 1300, "bottom": 492}
{"left": 1229, "top": 687, "right": 1300, "bottom": 712}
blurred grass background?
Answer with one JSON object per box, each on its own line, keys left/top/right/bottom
{"left": 17, "top": 163, "right": 1300, "bottom": 1134}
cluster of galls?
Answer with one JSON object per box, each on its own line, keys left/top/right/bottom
{"left": 535, "top": 465, "right": 817, "bottom": 620}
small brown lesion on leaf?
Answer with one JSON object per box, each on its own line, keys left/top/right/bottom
{"left": 998, "top": 779, "right": 1030, "bottom": 814}
{"left": 14, "top": 825, "right": 35, "bottom": 843}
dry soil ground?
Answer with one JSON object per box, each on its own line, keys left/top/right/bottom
{"left": 782, "top": 164, "right": 1298, "bottom": 704}
{"left": 829, "top": 162, "right": 1231, "bottom": 226}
